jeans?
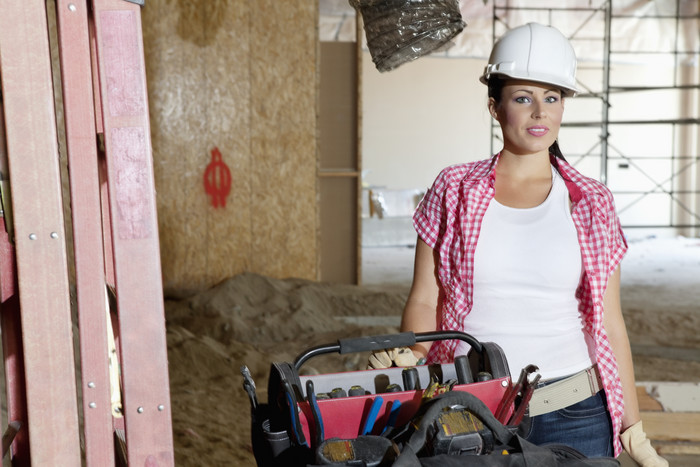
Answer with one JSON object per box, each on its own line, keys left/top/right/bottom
{"left": 519, "top": 389, "right": 614, "bottom": 458}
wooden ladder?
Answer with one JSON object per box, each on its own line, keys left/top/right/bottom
{"left": 0, "top": 0, "right": 174, "bottom": 464}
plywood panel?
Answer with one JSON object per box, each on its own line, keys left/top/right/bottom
{"left": 249, "top": 0, "right": 319, "bottom": 280}
{"left": 142, "top": 0, "right": 318, "bottom": 296}
{"left": 144, "top": 0, "right": 247, "bottom": 296}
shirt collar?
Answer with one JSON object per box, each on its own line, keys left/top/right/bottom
{"left": 473, "top": 152, "right": 586, "bottom": 204}
{"left": 551, "top": 156, "right": 584, "bottom": 203}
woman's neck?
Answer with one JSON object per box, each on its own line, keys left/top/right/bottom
{"left": 493, "top": 150, "right": 553, "bottom": 208}
{"left": 496, "top": 149, "right": 552, "bottom": 180}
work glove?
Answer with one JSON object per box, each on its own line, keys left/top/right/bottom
{"left": 367, "top": 347, "right": 418, "bottom": 369}
{"left": 620, "top": 421, "right": 668, "bottom": 467}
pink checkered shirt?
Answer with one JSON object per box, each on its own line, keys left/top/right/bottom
{"left": 413, "top": 153, "right": 628, "bottom": 455}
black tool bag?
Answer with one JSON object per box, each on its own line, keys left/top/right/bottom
{"left": 392, "top": 391, "right": 620, "bottom": 467}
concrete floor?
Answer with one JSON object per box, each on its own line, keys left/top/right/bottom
{"left": 361, "top": 244, "right": 415, "bottom": 289}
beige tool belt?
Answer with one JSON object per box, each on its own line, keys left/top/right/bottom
{"left": 528, "top": 365, "right": 603, "bottom": 417}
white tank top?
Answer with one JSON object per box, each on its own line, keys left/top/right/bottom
{"left": 455, "top": 167, "right": 595, "bottom": 380}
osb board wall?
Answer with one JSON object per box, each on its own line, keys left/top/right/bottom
{"left": 142, "top": 0, "right": 319, "bottom": 297}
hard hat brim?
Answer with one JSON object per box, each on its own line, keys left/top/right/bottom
{"left": 480, "top": 71, "right": 579, "bottom": 98}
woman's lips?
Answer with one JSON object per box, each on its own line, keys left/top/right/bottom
{"left": 527, "top": 126, "right": 549, "bottom": 136}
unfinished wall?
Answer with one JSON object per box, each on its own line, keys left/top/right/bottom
{"left": 142, "top": 0, "right": 319, "bottom": 297}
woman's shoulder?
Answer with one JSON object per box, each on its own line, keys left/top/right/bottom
{"left": 556, "top": 159, "right": 614, "bottom": 200}
{"left": 434, "top": 157, "right": 495, "bottom": 186}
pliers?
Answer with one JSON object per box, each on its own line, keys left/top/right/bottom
{"left": 508, "top": 368, "right": 541, "bottom": 426}
{"left": 306, "top": 380, "right": 324, "bottom": 447}
{"left": 283, "top": 380, "right": 308, "bottom": 447}
{"left": 495, "top": 364, "right": 540, "bottom": 425}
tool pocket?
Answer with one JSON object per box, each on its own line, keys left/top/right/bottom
{"left": 261, "top": 419, "right": 290, "bottom": 458}
{"left": 315, "top": 436, "right": 399, "bottom": 466}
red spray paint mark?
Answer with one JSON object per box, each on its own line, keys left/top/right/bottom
{"left": 203, "top": 147, "right": 231, "bottom": 208}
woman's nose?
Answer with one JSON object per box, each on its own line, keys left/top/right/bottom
{"left": 532, "top": 103, "right": 546, "bottom": 119}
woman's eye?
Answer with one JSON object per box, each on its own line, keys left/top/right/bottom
{"left": 514, "top": 96, "right": 531, "bottom": 104}
{"left": 545, "top": 96, "right": 559, "bottom": 103}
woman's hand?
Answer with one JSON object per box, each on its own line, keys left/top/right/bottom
{"left": 620, "top": 421, "right": 668, "bottom": 466}
{"left": 366, "top": 347, "right": 419, "bottom": 369}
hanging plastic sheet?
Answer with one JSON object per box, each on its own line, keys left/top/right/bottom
{"left": 349, "top": 0, "right": 466, "bottom": 72}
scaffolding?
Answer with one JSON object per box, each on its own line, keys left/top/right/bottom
{"left": 490, "top": 0, "right": 700, "bottom": 235}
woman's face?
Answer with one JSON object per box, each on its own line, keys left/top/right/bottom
{"left": 488, "top": 79, "right": 564, "bottom": 157}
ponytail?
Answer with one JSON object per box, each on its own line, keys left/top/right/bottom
{"left": 549, "top": 140, "right": 566, "bottom": 161}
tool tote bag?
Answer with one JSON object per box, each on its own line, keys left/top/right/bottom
{"left": 393, "top": 391, "right": 620, "bottom": 467}
{"left": 247, "top": 331, "right": 619, "bottom": 466}
{"left": 250, "top": 331, "right": 514, "bottom": 466}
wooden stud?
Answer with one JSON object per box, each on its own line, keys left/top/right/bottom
{"left": 0, "top": 1, "right": 81, "bottom": 464}
{"left": 90, "top": 0, "right": 175, "bottom": 464}
{"left": 54, "top": 0, "right": 116, "bottom": 464}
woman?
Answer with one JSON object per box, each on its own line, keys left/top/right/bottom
{"left": 369, "top": 23, "right": 667, "bottom": 466}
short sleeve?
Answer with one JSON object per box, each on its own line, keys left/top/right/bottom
{"left": 413, "top": 167, "right": 453, "bottom": 249}
{"left": 607, "top": 196, "right": 628, "bottom": 276}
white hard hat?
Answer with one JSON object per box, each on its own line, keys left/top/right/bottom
{"left": 480, "top": 23, "right": 578, "bottom": 97}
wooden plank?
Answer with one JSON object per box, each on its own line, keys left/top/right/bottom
{"left": 641, "top": 412, "right": 700, "bottom": 442}
{"left": 0, "top": 1, "right": 81, "bottom": 464}
{"left": 54, "top": 1, "right": 116, "bottom": 465}
{"left": 655, "top": 442, "right": 700, "bottom": 456}
{"left": 90, "top": 0, "right": 174, "bottom": 464}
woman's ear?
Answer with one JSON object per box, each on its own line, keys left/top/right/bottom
{"left": 487, "top": 97, "right": 499, "bottom": 120}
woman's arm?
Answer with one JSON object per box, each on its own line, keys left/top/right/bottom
{"left": 605, "top": 266, "right": 668, "bottom": 466}
{"left": 400, "top": 238, "right": 442, "bottom": 359}
{"left": 602, "top": 266, "right": 640, "bottom": 430}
